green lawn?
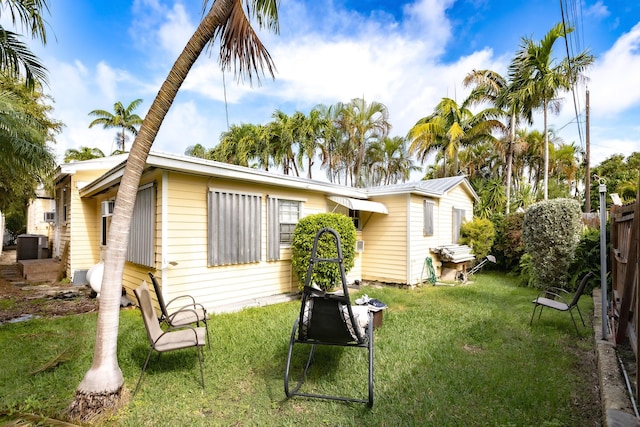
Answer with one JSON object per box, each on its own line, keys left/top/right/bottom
{"left": 0, "top": 272, "right": 600, "bottom": 426}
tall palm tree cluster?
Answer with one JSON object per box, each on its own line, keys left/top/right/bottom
{"left": 408, "top": 22, "right": 593, "bottom": 215}
{"left": 186, "top": 97, "right": 418, "bottom": 187}
{"left": 183, "top": 23, "right": 592, "bottom": 208}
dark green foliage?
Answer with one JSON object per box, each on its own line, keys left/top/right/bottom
{"left": 569, "top": 227, "right": 610, "bottom": 293}
{"left": 459, "top": 217, "right": 495, "bottom": 259}
{"left": 291, "top": 213, "right": 356, "bottom": 291}
{"left": 492, "top": 212, "right": 526, "bottom": 272}
{"left": 522, "top": 198, "right": 582, "bottom": 289}
{"left": 518, "top": 253, "right": 534, "bottom": 287}
{"left": 589, "top": 153, "right": 639, "bottom": 209}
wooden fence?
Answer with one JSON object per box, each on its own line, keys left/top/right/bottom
{"left": 610, "top": 198, "right": 639, "bottom": 396}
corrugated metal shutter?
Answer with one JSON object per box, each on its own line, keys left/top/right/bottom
{"left": 208, "top": 191, "right": 261, "bottom": 266}
{"left": 127, "top": 184, "right": 155, "bottom": 267}
{"left": 267, "top": 196, "right": 280, "bottom": 261}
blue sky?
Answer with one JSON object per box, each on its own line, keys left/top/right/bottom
{"left": 25, "top": 0, "right": 640, "bottom": 177}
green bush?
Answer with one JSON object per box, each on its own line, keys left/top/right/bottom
{"left": 291, "top": 213, "right": 356, "bottom": 291}
{"left": 522, "top": 198, "right": 582, "bottom": 289}
{"left": 492, "top": 212, "right": 526, "bottom": 272}
{"left": 569, "top": 226, "right": 609, "bottom": 293}
{"left": 459, "top": 217, "right": 495, "bottom": 260}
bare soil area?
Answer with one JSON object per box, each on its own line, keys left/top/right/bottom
{"left": 0, "top": 248, "right": 98, "bottom": 323}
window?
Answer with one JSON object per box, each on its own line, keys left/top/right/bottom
{"left": 101, "top": 212, "right": 111, "bottom": 246}
{"left": 279, "top": 200, "right": 300, "bottom": 244}
{"left": 59, "top": 187, "right": 68, "bottom": 225}
{"left": 453, "top": 208, "right": 465, "bottom": 243}
{"left": 423, "top": 200, "right": 434, "bottom": 236}
{"left": 208, "top": 191, "right": 261, "bottom": 266}
{"left": 349, "top": 209, "right": 361, "bottom": 230}
{"left": 267, "top": 197, "right": 301, "bottom": 261}
{"left": 126, "top": 184, "right": 155, "bottom": 267}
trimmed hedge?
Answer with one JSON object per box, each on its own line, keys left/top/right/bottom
{"left": 291, "top": 213, "right": 356, "bottom": 291}
{"left": 522, "top": 198, "right": 582, "bottom": 289}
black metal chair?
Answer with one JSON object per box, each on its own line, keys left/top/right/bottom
{"left": 148, "top": 272, "right": 210, "bottom": 347}
{"left": 284, "top": 228, "right": 374, "bottom": 407}
{"left": 530, "top": 271, "right": 595, "bottom": 333}
{"left": 133, "top": 282, "right": 206, "bottom": 397}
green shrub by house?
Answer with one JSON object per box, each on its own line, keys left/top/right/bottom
{"left": 522, "top": 198, "right": 582, "bottom": 289}
{"left": 291, "top": 213, "right": 356, "bottom": 291}
{"left": 459, "top": 217, "right": 495, "bottom": 260}
{"left": 492, "top": 211, "right": 526, "bottom": 272}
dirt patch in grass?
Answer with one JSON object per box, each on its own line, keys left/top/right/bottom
{"left": 0, "top": 249, "right": 98, "bottom": 323}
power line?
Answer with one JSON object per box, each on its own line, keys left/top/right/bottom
{"left": 559, "top": 0, "right": 586, "bottom": 150}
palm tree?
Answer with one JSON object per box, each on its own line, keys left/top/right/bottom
{"left": 365, "top": 136, "right": 419, "bottom": 186}
{"left": 408, "top": 97, "right": 504, "bottom": 178}
{"left": 335, "top": 98, "right": 390, "bottom": 187}
{"left": 464, "top": 69, "right": 535, "bottom": 213}
{"left": 296, "top": 108, "right": 328, "bottom": 179}
{"left": 268, "top": 110, "right": 300, "bottom": 176}
{"left": 184, "top": 143, "right": 208, "bottom": 158}
{"left": 0, "top": 0, "right": 49, "bottom": 88}
{"left": 63, "top": 146, "right": 105, "bottom": 162}
{"left": 509, "top": 23, "right": 594, "bottom": 200}
{"left": 213, "top": 122, "right": 264, "bottom": 167}
{"left": 88, "top": 99, "right": 144, "bottom": 153}
{"left": 315, "top": 103, "right": 344, "bottom": 184}
{"left": 0, "top": 79, "right": 61, "bottom": 211}
{"left": 68, "top": 0, "right": 278, "bottom": 421}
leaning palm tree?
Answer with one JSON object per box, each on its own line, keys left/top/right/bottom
{"left": 63, "top": 146, "right": 105, "bottom": 162}
{"left": 68, "top": 0, "right": 278, "bottom": 421}
{"left": 509, "top": 23, "right": 593, "bottom": 200}
{"left": 88, "top": 99, "right": 144, "bottom": 152}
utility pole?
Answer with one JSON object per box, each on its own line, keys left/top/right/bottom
{"left": 585, "top": 89, "right": 591, "bottom": 212}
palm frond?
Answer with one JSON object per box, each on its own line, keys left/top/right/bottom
{"left": 215, "top": 0, "right": 277, "bottom": 86}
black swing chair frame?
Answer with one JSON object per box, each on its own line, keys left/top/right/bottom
{"left": 284, "top": 227, "right": 374, "bottom": 407}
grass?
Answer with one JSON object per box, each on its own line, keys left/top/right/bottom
{"left": 0, "top": 272, "right": 600, "bottom": 426}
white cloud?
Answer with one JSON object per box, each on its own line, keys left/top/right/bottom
{"left": 585, "top": 0, "right": 610, "bottom": 18}
{"left": 589, "top": 22, "right": 640, "bottom": 116}
{"left": 157, "top": 3, "right": 195, "bottom": 56}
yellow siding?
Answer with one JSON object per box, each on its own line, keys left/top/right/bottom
{"left": 121, "top": 172, "right": 334, "bottom": 313}
{"left": 72, "top": 162, "right": 476, "bottom": 306}
{"left": 360, "top": 194, "right": 409, "bottom": 284}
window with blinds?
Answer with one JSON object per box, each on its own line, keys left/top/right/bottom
{"left": 267, "top": 197, "right": 301, "bottom": 261}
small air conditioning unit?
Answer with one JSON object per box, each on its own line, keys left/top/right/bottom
{"left": 43, "top": 211, "right": 56, "bottom": 222}
{"left": 355, "top": 240, "right": 365, "bottom": 253}
{"left": 101, "top": 200, "right": 115, "bottom": 216}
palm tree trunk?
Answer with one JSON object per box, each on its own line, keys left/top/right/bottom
{"left": 505, "top": 112, "right": 516, "bottom": 214}
{"left": 543, "top": 100, "right": 549, "bottom": 200}
{"left": 68, "top": 0, "right": 237, "bottom": 421}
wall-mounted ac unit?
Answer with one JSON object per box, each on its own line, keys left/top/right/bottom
{"left": 101, "top": 200, "right": 115, "bottom": 216}
{"left": 356, "top": 240, "right": 365, "bottom": 253}
{"left": 43, "top": 211, "right": 56, "bottom": 222}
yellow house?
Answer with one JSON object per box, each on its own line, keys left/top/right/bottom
{"left": 43, "top": 152, "right": 477, "bottom": 312}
